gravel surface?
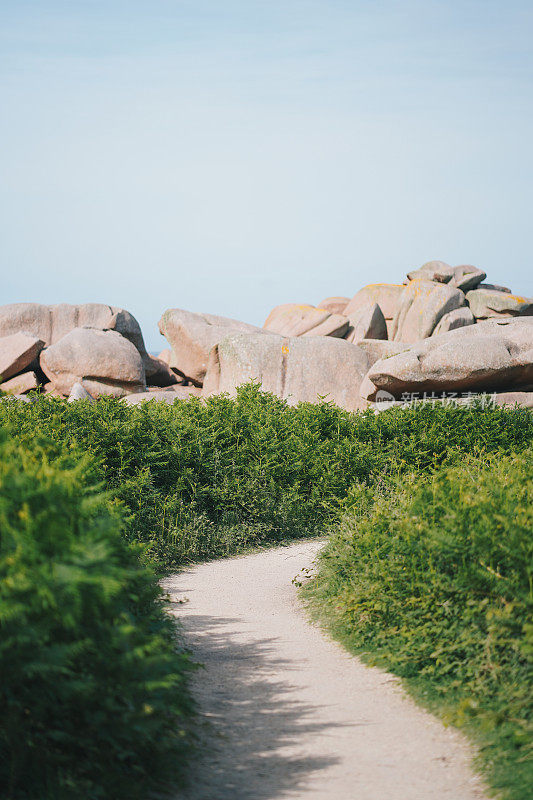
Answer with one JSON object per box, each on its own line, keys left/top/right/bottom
{"left": 165, "top": 540, "right": 487, "bottom": 800}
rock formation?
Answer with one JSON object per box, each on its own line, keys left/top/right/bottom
{"left": 1, "top": 258, "right": 531, "bottom": 410}
{"left": 344, "top": 303, "right": 388, "bottom": 342}
{"left": 432, "top": 307, "right": 475, "bottom": 335}
{"left": 0, "top": 302, "right": 156, "bottom": 377}
{"left": 0, "top": 332, "right": 44, "bottom": 382}
{"left": 263, "top": 304, "right": 349, "bottom": 338}
{"left": 465, "top": 289, "right": 533, "bottom": 319}
{"left": 159, "top": 308, "right": 264, "bottom": 385}
{"left": 344, "top": 284, "right": 404, "bottom": 339}
{"left": 361, "top": 318, "right": 533, "bottom": 399}
{"left": 202, "top": 333, "right": 370, "bottom": 411}
{"left": 40, "top": 328, "right": 146, "bottom": 398}
{"left": 390, "top": 279, "right": 467, "bottom": 342}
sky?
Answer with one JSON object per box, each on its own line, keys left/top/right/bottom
{"left": 1, "top": 0, "right": 532, "bottom": 351}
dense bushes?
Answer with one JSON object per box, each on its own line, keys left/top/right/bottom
{"left": 0, "top": 432, "right": 194, "bottom": 799}
{"left": 307, "top": 448, "right": 533, "bottom": 800}
{"left": 0, "top": 385, "right": 531, "bottom": 566}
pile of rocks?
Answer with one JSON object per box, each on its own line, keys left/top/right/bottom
{"left": 1, "top": 260, "right": 532, "bottom": 410}
{"left": 159, "top": 260, "right": 532, "bottom": 410}
{"left": 0, "top": 302, "right": 199, "bottom": 404}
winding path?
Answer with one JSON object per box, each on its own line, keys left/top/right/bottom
{"left": 165, "top": 540, "right": 487, "bottom": 800}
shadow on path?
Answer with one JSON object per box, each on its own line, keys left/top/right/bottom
{"left": 178, "top": 613, "right": 348, "bottom": 800}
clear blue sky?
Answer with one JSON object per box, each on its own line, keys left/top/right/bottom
{"left": 1, "top": 1, "right": 532, "bottom": 350}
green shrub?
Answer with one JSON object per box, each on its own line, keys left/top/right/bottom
{"left": 0, "top": 386, "right": 530, "bottom": 566}
{"left": 0, "top": 432, "right": 194, "bottom": 799}
{"left": 308, "top": 448, "right": 533, "bottom": 800}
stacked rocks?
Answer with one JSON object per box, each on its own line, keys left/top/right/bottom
{"left": 159, "top": 260, "right": 532, "bottom": 411}
{"left": 0, "top": 303, "right": 196, "bottom": 403}
{"left": 2, "top": 260, "right": 531, "bottom": 410}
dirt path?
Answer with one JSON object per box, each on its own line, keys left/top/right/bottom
{"left": 165, "top": 540, "right": 487, "bottom": 800}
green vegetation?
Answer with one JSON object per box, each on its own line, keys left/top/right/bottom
{"left": 0, "top": 431, "right": 194, "bottom": 800}
{"left": 0, "top": 385, "right": 531, "bottom": 798}
{"left": 1, "top": 385, "right": 530, "bottom": 567}
{"left": 306, "top": 448, "right": 533, "bottom": 800}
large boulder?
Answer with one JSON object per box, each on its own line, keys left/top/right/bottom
{"left": 0, "top": 302, "right": 156, "bottom": 377}
{"left": 407, "top": 261, "right": 455, "bottom": 283}
{"left": 466, "top": 289, "right": 533, "bottom": 319}
{"left": 345, "top": 303, "right": 387, "bottom": 342}
{"left": 449, "top": 265, "right": 487, "bottom": 291}
{"left": 432, "top": 306, "right": 476, "bottom": 335}
{"left": 361, "top": 318, "right": 533, "bottom": 399}
{"left": 0, "top": 370, "right": 39, "bottom": 394}
{"left": 203, "top": 333, "right": 370, "bottom": 412}
{"left": 0, "top": 303, "right": 52, "bottom": 342}
{"left": 41, "top": 328, "right": 146, "bottom": 398}
{"left": 263, "top": 304, "right": 349, "bottom": 338}
{"left": 391, "top": 279, "right": 466, "bottom": 342}
{"left": 0, "top": 332, "right": 44, "bottom": 381}
{"left": 344, "top": 284, "right": 404, "bottom": 320}
{"left": 317, "top": 296, "right": 350, "bottom": 314}
{"left": 344, "top": 284, "right": 404, "bottom": 338}
{"left": 159, "top": 309, "right": 264, "bottom": 385}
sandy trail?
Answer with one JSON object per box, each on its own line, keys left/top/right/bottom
{"left": 165, "top": 540, "right": 486, "bottom": 800}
